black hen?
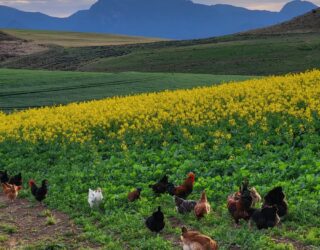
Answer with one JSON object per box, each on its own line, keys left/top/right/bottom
{"left": 29, "top": 179, "right": 48, "bottom": 202}
{"left": 250, "top": 206, "right": 280, "bottom": 229}
{"left": 240, "top": 181, "right": 253, "bottom": 211}
{"left": 263, "top": 186, "right": 288, "bottom": 217}
{"left": 9, "top": 173, "right": 22, "bottom": 187}
{"left": 145, "top": 206, "right": 165, "bottom": 233}
{"left": 0, "top": 170, "right": 9, "bottom": 183}
{"left": 149, "top": 175, "right": 171, "bottom": 195}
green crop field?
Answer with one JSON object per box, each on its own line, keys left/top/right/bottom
{"left": 0, "top": 71, "right": 319, "bottom": 249}
{"left": 0, "top": 69, "right": 255, "bottom": 112}
{"left": 2, "top": 29, "right": 164, "bottom": 47}
{"left": 2, "top": 33, "right": 320, "bottom": 75}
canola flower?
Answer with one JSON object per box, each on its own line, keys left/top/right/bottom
{"left": 0, "top": 70, "right": 320, "bottom": 143}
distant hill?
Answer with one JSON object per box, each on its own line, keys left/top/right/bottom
{"left": 243, "top": 8, "right": 320, "bottom": 34}
{"left": 0, "top": 30, "right": 20, "bottom": 41}
{"left": 1, "top": 7, "right": 320, "bottom": 76}
{"left": 0, "top": 0, "right": 318, "bottom": 39}
{"left": 0, "top": 31, "right": 45, "bottom": 63}
{"left": 2, "top": 29, "right": 164, "bottom": 47}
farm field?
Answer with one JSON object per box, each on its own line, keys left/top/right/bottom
{"left": 0, "top": 69, "right": 254, "bottom": 112}
{"left": 0, "top": 70, "right": 319, "bottom": 249}
{"left": 80, "top": 34, "right": 320, "bottom": 75}
{"left": 2, "top": 33, "right": 320, "bottom": 76}
{"left": 1, "top": 29, "right": 163, "bottom": 47}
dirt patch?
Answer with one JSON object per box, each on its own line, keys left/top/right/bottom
{"left": 0, "top": 193, "right": 98, "bottom": 249}
{"left": 0, "top": 31, "right": 20, "bottom": 42}
{"left": 162, "top": 216, "right": 192, "bottom": 248}
{"left": 168, "top": 216, "right": 185, "bottom": 229}
{"left": 272, "top": 237, "right": 314, "bottom": 250}
{"left": 159, "top": 217, "right": 187, "bottom": 248}
{"left": 0, "top": 40, "right": 48, "bottom": 63}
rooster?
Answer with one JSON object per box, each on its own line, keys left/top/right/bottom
{"left": 167, "top": 172, "right": 195, "bottom": 199}
{"left": 174, "top": 196, "right": 197, "bottom": 214}
{"left": 181, "top": 227, "right": 218, "bottom": 250}
{"left": 2, "top": 183, "right": 21, "bottom": 202}
{"left": 194, "top": 191, "right": 211, "bottom": 219}
{"left": 88, "top": 188, "right": 103, "bottom": 208}
{"left": 149, "top": 175, "right": 170, "bottom": 195}
{"left": 263, "top": 186, "right": 288, "bottom": 217}
{"left": 29, "top": 179, "right": 48, "bottom": 203}
{"left": 250, "top": 205, "right": 280, "bottom": 230}
{"left": 128, "top": 188, "right": 142, "bottom": 202}
{"left": 227, "top": 180, "right": 253, "bottom": 224}
{"left": 145, "top": 206, "right": 165, "bottom": 233}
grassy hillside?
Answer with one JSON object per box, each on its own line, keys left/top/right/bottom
{"left": 243, "top": 8, "right": 320, "bottom": 34}
{"left": 82, "top": 33, "right": 320, "bottom": 75}
{"left": 2, "top": 33, "right": 320, "bottom": 75}
{"left": 2, "top": 29, "right": 164, "bottom": 47}
{"left": 0, "top": 69, "right": 255, "bottom": 112}
{"left": 0, "top": 71, "right": 319, "bottom": 249}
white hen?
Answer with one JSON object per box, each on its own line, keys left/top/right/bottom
{"left": 88, "top": 188, "right": 103, "bottom": 208}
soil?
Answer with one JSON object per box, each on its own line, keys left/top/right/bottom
{"left": 0, "top": 32, "right": 18, "bottom": 42}
{"left": 0, "top": 40, "right": 47, "bottom": 63}
{"left": 0, "top": 193, "right": 98, "bottom": 249}
{"left": 272, "top": 236, "right": 315, "bottom": 250}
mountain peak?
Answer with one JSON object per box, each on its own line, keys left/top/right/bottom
{"left": 281, "top": 0, "right": 317, "bottom": 16}
{"left": 0, "top": 0, "right": 319, "bottom": 39}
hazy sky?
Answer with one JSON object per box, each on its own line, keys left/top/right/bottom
{"left": 0, "top": 0, "right": 319, "bottom": 17}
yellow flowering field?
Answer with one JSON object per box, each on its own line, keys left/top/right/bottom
{"left": 0, "top": 70, "right": 319, "bottom": 143}
{"left": 1, "top": 70, "right": 320, "bottom": 249}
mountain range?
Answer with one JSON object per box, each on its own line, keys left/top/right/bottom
{"left": 0, "top": 0, "right": 318, "bottom": 39}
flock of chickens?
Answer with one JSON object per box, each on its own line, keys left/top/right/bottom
{"left": 0, "top": 170, "right": 48, "bottom": 206}
{"left": 0, "top": 169, "right": 288, "bottom": 249}
{"left": 88, "top": 172, "right": 288, "bottom": 249}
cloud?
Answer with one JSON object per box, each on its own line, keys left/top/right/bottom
{"left": 193, "top": 0, "right": 320, "bottom": 11}
{"left": 0, "top": 0, "right": 97, "bottom": 17}
{"left": 0, "top": 0, "right": 319, "bottom": 17}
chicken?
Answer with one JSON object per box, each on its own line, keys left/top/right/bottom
{"left": 227, "top": 181, "right": 253, "bottom": 224}
{"left": 194, "top": 191, "right": 211, "bottom": 219}
{"left": 181, "top": 226, "right": 218, "bottom": 250}
{"left": 263, "top": 186, "right": 288, "bottom": 217}
{"left": 0, "top": 170, "right": 9, "bottom": 183}
{"left": 250, "top": 187, "right": 262, "bottom": 207}
{"left": 1, "top": 183, "right": 21, "bottom": 201}
{"left": 250, "top": 205, "right": 280, "bottom": 230}
{"left": 29, "top": 179, "right": 48, "bottom": 203}
{"left": 167, "top": 172, "right": 195, "bottom": 199}
{"left": 88, "top": 188, "right": 103, "bottom": 208}
{"left": 175, "top": 196, "right": 197, "bottom": 214}
{"left": 149, "top": 175, "right": 170, "bottom": 195}
{"left": 145, "top": 206, "right": 165, "bottom": 233}
{"left": 128, "top": 188, "right": 142, "bottom": 202}
{"left": 231, "top": 181, "right": 261, "bottom": 207}
{"left": 1, "top": 171, "right": 22, "bottom": 187}
{"left": 9, "top": 173, "right": 22, "bottom": 187}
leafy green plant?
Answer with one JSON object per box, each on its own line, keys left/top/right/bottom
{"left": 46, "top": 215, "right": 57, "bottom": 226}
{"left": 0, "top": 223, "right": 17, "bottom": 234}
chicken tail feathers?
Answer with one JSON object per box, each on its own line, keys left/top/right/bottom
{"left": 167, "top": 182, "right": 175, "bottom": 195}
